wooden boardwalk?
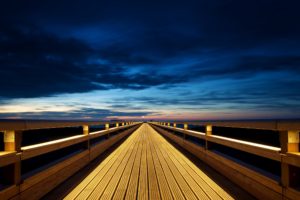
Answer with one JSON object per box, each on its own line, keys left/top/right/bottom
{"left": 63, "top": 123, "right": 249, "bottom": 200}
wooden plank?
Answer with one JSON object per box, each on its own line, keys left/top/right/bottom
{"left": 145, "top": 126, "right": 161, "bottom": 200}
{"left": 167, "top": 126, "right": 206, "bottom": 139}
{"left": 283, "top": 187, "right": 300, "bottom": 200}
{"left": 86, "top": 127, "right": 138, "bottom": 200}
{"left": 72, "top": 126, "right": 140, "bottom": 199}
{"left": 204, "top": 151, "right": 282, "bottom": 200}
{"left": 112, "top": 127, "right": 143, "bottom": 200}
{"left": 153, "top": 134, "right": 218, "bottom": 200}
{"left": 100, "top": 126, "right": 141, "bottom": 200}
{"left": 149, "top": 129, "right": 186, "bottom": 200}
{"left": 89, "top": 124, "right": 134, "bottom": 139}
{"left": 283, "top": 153, "right": 300, "bottom": 167}
{"left": 65, "top": 127, "right": 140, "bottom": 199}
{"left": 150, "top": 128, "right": 199, "bottom": 200}
{"left": 154, "top": 123, "right": 282, "bottom": 162}
{"left": 154, "top": 123, "right": 282, "bottom": 193}
{"left": 89, "top": 125, "right": 138, "bottom": 160}
{"left": 0, "top": 185, "right": 19, "bottom": 200}
{"left": 21, "top": 150, "right": 89, "bottom": 192}
{"left": 152, "top": 120, "right": 300, "bottom": 131}
{"left": 0, "top": 152, "right": 18, "bottom": 167}
{"left": 147, "top": 129, "right": 173, "bottom": 200}
{"left": 154, "top": 123, "right": 282, "bottom": 199}
{"left": 138, "top": 129, "right": 148, "bottom": 200}
{"left": 0, "top": 119, "right": 139, "bottom": 131}
{"left": 205, "top": 150, "right": 282, "bottom": 193}
{"left": 155, "top": 127, "right": 234, "bottom": 200}
{"left": 154, "top": 121, "right": 282, "bottom": 132}
{"left": 21, "top": 135, "right": 88, "bottom": 160}
{"left": 20, "top": 151, "right": 89, "bottom": 200}
{"left": 124, "top": 126, "right": 144, "bottom": 200}
{"left": 207, "top": 135, "right": 281, "bottom": 161}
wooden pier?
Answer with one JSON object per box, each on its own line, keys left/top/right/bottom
{"left": 0, "top": 120, "right": 299, "bottom": 199}
{"left": 64, "top": 123, "right": 246, "bottom": 200}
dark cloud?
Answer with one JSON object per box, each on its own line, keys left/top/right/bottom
{"left": 0, "top": 0, "right": 300, "bottom": 120}
{"left": 0, "top": 22, "right": 188, "bottom": 98}
{"left": 186, "top": 55, "right": 300, "bottom": 80}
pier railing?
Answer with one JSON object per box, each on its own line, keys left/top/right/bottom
{"left": 0, "top": 120, "right": 141, "bottom": 200}
{"left": 150, "top": 120, "right": 300, "bottom": 200}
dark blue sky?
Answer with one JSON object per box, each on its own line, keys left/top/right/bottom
{"left": 1, "top": 0, "right": 300, "bottom": 120}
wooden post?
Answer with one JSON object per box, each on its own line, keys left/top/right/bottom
{"left": 280, "top": 130, "right": 299, "bottom": 153}
{"left": 206, "top": 125, "right": 212, "bottom": 136}
{"left": 122, "top": 122, "right": 125, "bottom": 126}
{"left": 4, "top": 130, "right": 22, "bottom": 152}
{"left": 105, "top": 123, "right": 110, "bottom": 130}
{"left": 3, "top": 130, "right": 22, "bottom": 185}
{"left": 82, "top": 125, "right": 89, "bottom": 135}
{"left": 167, "top": 122, "right": 170, "bottom": 127}
{"left": 116, "top": 123, "right": 119, "bottom": 128}
{"left": 184, "top": 123, "right": 188, "bottom": 130}
{"left": 205, "top": 125, "right": 212, "bottom": 150}
{"left": 173, "top": 123, "right": 177, "bottom": 128}
{"left": 280, "top": 130, "right": 299, "bottom": 187}
{"left": 82, "top": 125, "right": 90, "bottom": 151}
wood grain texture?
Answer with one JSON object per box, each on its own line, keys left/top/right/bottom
{"left": 64, "top": 123, "right": 246, "bottom": 200}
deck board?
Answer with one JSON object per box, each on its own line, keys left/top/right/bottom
{"left": 64, "top": 123, "right": 251, "bottom": 200}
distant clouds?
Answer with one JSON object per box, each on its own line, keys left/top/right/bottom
{"left": 0, "top": 22, "right": 187, "bottom": 98}
{"left": 0, "top": 0, "right": 300, "bottom": 119}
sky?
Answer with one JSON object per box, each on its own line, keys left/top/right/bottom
{"left": 0, "top": 0, "right": 300, "bottom": 120}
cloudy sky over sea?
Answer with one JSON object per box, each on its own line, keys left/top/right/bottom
{"left": 1, "top": 0, "right": 300, "bottom": 120}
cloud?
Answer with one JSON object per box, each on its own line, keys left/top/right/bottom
{"left": 186, "top": 55, "right": 300, "bottom": 80}
{"left": 0, "top": 22, "right": 189, "bottom": 98}
{"left": 1, "top": 0, "right": 300, "bottom": 120}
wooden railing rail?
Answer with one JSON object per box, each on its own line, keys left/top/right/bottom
{"left": 0, "top": 120, "right": 141, "bottom": 200}
{"left": 150, "top": 121, "right": 300, "bottom": 200}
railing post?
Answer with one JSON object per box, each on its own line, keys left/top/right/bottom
{"left": 205, "top": 125, "right": 212, "bottom": 150}
{"left": 105, "top": 123, "right": 110, "bottom": 138}
{"left": 105, "top": 123, "right": 110, "bottom": 130}
{"left": 82, "top": 125, "right": 90, "bottom": 152}
{"left": 3, "top": 130, "right": 22, "bottom": 185}
{"left": 82, "top": 125, "right": 89, "bottom": 135}
{"left": 184, "top": 123, "right": 188, "bottom": 130}
{"left": 183, "top": 123, "right": 188, "bottom": 140}
{"left": 4, "top": 130, "right": 22, "bottom": 152}
{"left": 122, "top": 122, "right": 125, "bottom": 126}
{"left": 173, "top": 123, "right": 176, "bottom": 128}
{"left": 280, "top": 130, "right": 299, "bottom": 187}
{"left": 280, "top": 130, "right": 299, "bottom": 153}
{"left": 167, "top": 122, "right": 170, "bottom": 127}
{"left": 116, "top": 123, "right": 119, "bottom": 128}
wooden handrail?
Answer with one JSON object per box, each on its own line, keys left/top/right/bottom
{"left": 156, "top": 120, "right": 300, "bottom": 130}
{"left": 20, "top": 123, "right": 138, "bottom": 160}
{"left": 21, "top": 135, "right": 89, "bottom": 160}
{"left": 0, "top": 121, "right": 141, "bottom": 200}
{"left": 0, "top": 119, "right": 134, "bottom": 131}
{"left": 0, "top": 152, "right": 19, "bottom": 167}
{"left": 150, "top": 121, "right": 300, "bottom": 200}
{"left": 154, "top": 123, "right": 282, "bottom": 160}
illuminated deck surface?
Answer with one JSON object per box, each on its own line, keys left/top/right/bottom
{"left": 63, "top": 123, "right": 252, "bottom": 200}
